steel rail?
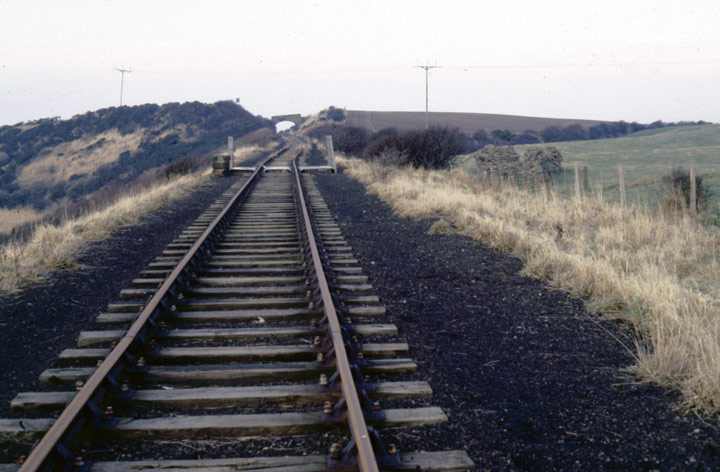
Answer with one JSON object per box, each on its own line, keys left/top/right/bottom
{"left": 291, "top": 158, "right": 380, "bottom": 472}
{"left": 19, "top": 155, "right": 276, "bottom": 472}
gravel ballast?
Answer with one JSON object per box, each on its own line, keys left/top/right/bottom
{"left": 0, "top": 175, "right": 241, "bottom": 415}
{"left": 312, "top": 170, "right": 720, "bottom": 471}
{"left": 3, "top": 162, "right": 720, "bottom": 470}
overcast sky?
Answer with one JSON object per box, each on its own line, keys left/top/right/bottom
{"left": 1, "top": 0, "right": 719, "bottom": 126}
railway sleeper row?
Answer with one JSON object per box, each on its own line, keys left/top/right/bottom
{"left": 1, "top": 164, "right": 473, "bottom": 470}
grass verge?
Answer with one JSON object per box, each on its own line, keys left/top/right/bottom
{"left": 337, "top": 154, "right": 720, "bottom": 415}
{"left": 0, "top": 170, "right": 210, "bottom": 295}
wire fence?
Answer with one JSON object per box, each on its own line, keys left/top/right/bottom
{"left": 473, "top": 162, "right": 719, "bottom": 214}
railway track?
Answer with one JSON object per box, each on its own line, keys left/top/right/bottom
{"left": 0, "top": 144, "right": 473, "bottom": 471}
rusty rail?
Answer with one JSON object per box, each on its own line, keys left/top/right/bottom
{"left": 291, "top": 158, "right": 380, "bottom": 472}
{"left": 19, "top": 154, "right": 277, "bottom": 472}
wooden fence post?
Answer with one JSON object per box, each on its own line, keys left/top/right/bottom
{"left": 619, "top": 165, "right": 626, "bottom": 207}
{"left": 574, "top": 163, "right": 580, "bottom": 199}
{"left": 583, "top": 165, "right": 589, "bottom": 193}
{"left": 690, "top": 164, "right": 697, "bottom": 213}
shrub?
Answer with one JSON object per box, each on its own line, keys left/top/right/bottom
{"left": 331, "top": 126, "right": 370, "bottom": 155}
{"left": 366, "top": 148, "right": 406, "bottom": 181}
{"left": 661, "top": 167, "right": 714, "bottom": 213}
{"left": 326, "top": 106, "right": 345, "bottom": 122}
{"left": 491, "top": 129, "right": 515, "bottom": 143}
{"left": 364, "top": 128, "right": 400, "bottom": 158}
{"left": 511, "top": 130, "right": 542, "bottom": 145}
{"left": 162, "top": 156, "right": 199, "bottom": 180}
{"left": 365, "top": 126, "right": 465, "bottom": 170}
{"left": 523, "top": 146, "right": 563, "bottom": 175}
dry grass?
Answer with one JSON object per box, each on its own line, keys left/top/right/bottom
{"left": 0, "top": 207, "right": 44, "bottom": 235}
{"left": 233, "top": 145, "right": 265, "bottom": 164}
{"left": 0, "top": 169, "right": 210, "bottom": 294}
{"left": 338, "top": 154, "right": 720, "bottom": 415}
{"left": 17, "top": 129, "right": 145, "bottom": 187}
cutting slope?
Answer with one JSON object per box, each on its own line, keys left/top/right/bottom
{"left": 0, "top": 101, "right": 273, "bottom": 234}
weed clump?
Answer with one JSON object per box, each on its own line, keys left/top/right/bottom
{"left": 162, "top": 156, "right": 199, "bottom": 180}
{"left": 661, "top": 167, "right": 714, "bottom": 213}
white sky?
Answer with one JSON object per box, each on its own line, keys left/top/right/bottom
{"left": 1, "top": 0, "right": 719, "bottom": 126}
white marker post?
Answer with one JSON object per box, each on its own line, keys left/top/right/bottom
{"left": 228, "top": 136, "right": 234, "bottom": 170}
{"left": 325, "top": 135, "right": 336, "bottom": 173}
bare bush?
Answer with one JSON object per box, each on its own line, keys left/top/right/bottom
{"left": 661, "top": 167, "right": 714, "bottom": 214}
{"left": 162, "top": 156, "right": 199, "bottom": 180}
{"left": 365, "top": 126, "right": 465, "bottom": 170}
{"left": 366, "top": 148, "right": 406, "bottom": 181}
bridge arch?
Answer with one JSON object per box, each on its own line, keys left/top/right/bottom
{"left": 271, "top": 114, "right": 303, "bottom": 127}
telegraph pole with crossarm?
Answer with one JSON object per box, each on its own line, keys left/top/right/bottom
{"left": 114, "top": 68, "right": 132, "bottom": 106}
{"left": 415, "top": 60, "right": 441, "bottom": 130}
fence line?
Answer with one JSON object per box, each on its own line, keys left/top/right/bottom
{"left": 468, "top": 162, "right": 708, "bottom": 214}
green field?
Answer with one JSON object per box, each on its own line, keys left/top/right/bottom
{"left": 514, "top": 124, "right": 720, "bottom": 208}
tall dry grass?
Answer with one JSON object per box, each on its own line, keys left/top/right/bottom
{"left": 0, "top": 170, "right": 210, "bottom": 294}
{"left": 0, "top": 207, "right": 44, "bottom": 235}
{"left": 337, "top": 154, "right": 720, "bottom": 415}
{"left": 16, "top": 129, "right": 145, "bottom": 187}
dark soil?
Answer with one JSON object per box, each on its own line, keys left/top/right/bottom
{"left": 312, "top": 170, "right": 720, "bottom": 471}
{"left": 0, "top": 175, "right": 241, "bottom": 414}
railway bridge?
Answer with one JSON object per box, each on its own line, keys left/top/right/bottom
{"left": 270, "top": 113, "right": 304, "bottom": 126}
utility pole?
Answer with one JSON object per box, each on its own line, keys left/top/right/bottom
{"left": 114, "top": 68, "right": 132, "bottom": 106}
{"left": 415, "top": 60, "right": 440, "bottom": 130}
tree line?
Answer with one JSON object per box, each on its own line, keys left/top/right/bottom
{"left": 471, "top": 120, "right": 708, "bottom": 147}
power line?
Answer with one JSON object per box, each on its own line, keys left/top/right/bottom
{"left": 114, "top": 68, "right": 132, "bottom": 106}
{"left": 415, "top": 60, "right": 441, "bottom": 130}
{"left": 443, "top": 58, "right": 720, "bottom": 70}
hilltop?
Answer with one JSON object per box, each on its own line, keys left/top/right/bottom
{"left": 0, "top": 101, "right": 273, "bottom": 234}
{"left": 342, "top": 110, "right": 609, "bottom": 134}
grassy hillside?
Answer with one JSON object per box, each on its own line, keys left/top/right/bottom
{"left": 507, "top": 124, "right": 720, "bottom": 207}
{"left": 344, "top": 110, "right": 608, "bottom": 134}
{"left": 0, "top": 101, "right": 273, "bottom": 234}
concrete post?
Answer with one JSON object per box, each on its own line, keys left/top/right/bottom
{"left": 325, "top": 135, "right": 336, "bottom": 173}
{"left": 227, "top": 136, "right": 234, "bottom": 170}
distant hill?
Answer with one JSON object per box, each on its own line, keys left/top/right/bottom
{"left": 0, "top": 101, "right": 273, "bottom": 233}
{"left": 343, "top": 110, "right": 609, "bottom": 134}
